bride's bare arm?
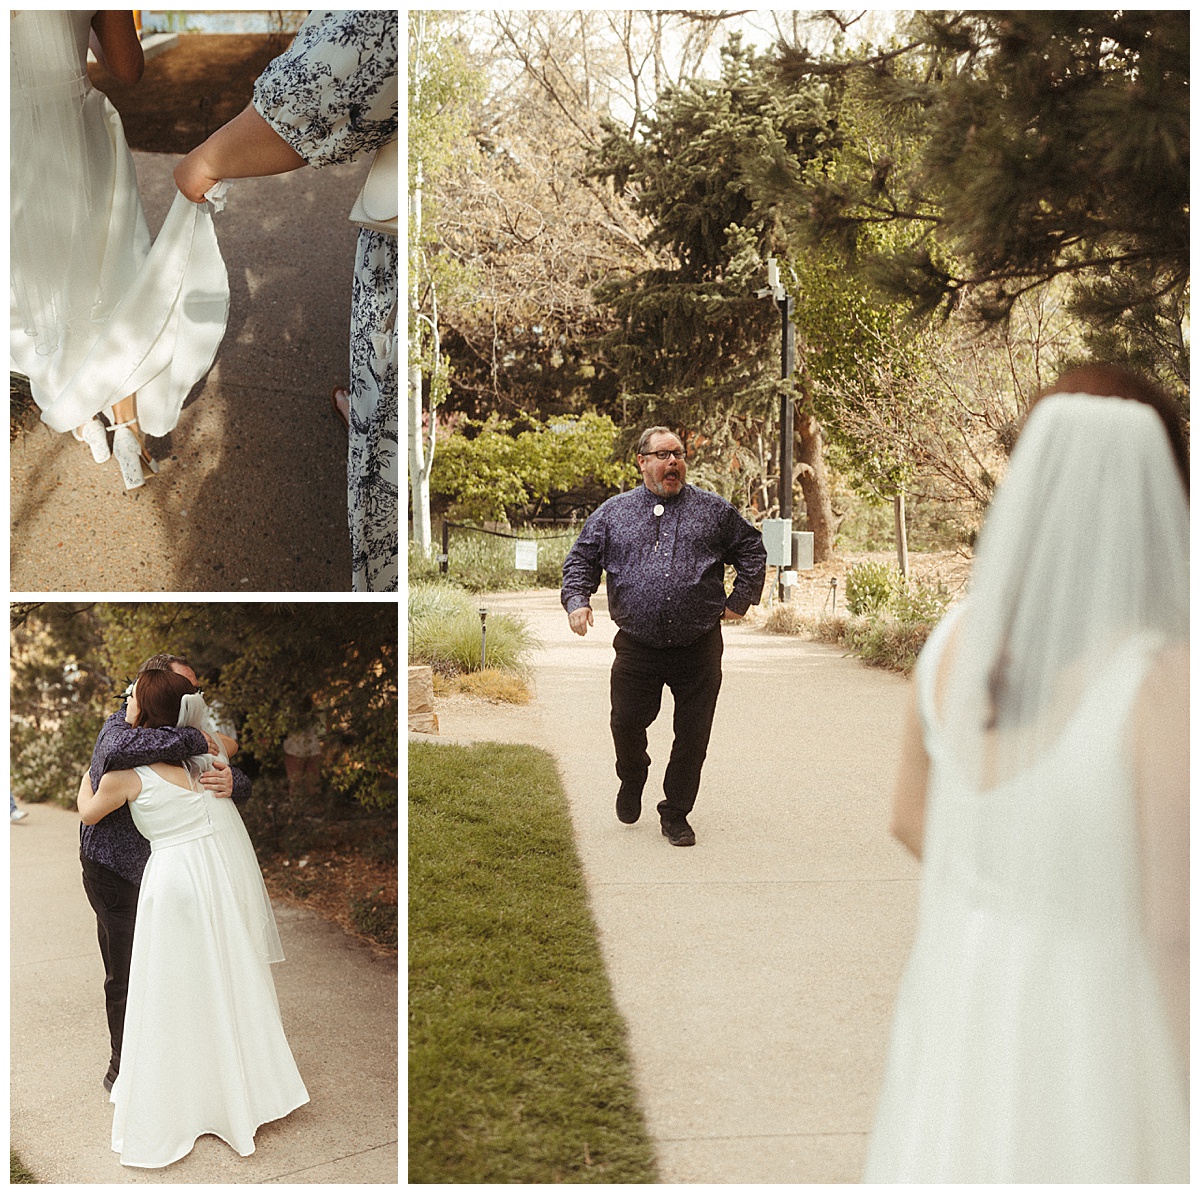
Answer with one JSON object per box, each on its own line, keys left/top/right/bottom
{"left": 1132, "top": 642, "right": 1188, "bottom": 1075}
{"left": 78, "top": 769, "right": 141, "bottom": 825}
{"left": 890, "top": 686, "right": 930, "bottom": 859}
{"left": 174, "top": 104, "right": 307, "bottom": 202}
{"left": 90, "top": 12, "right": 144, "bottom": 85}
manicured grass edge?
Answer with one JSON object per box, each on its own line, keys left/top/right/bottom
{"left": 409, "top": 741, "right": 658, "bottom": 1183}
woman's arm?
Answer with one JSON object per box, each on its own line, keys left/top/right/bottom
{"left": 889, "top": 684, "right": 930, "bottom": 859}
{"left": 174, "top": 104, "right": 307, "bottom": 202}
{"left": 78, "top": 769, "right": 140, "bottom": 825}
{"left": 90, "top": 12, "right": 144, "bottom": 85}
{"left": 1132, "top": 643, "right": 1189, "bottom": 1073}
{"left": 216, "top": 732, "right": 238, "bottom": 759}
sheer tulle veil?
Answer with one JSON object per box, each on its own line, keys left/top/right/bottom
{"left": 176, "top": 692, "right": 285, "bottom": 966}
{"left": 941, "top": 391, "right": 1189, "bottom": 791}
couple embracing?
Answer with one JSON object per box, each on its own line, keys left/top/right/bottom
{"left": 78, "top": 652, "right": 307, "bottom": 1169}
{"left": 560, "top": 368, "right": 1187, "bottom": 1183}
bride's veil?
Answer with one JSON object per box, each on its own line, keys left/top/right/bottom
{"left": 176, "top": 691, "right": 285, "bottom": 966}
{"left": 941, "top": 392, "right": 1189, "bottom": 792}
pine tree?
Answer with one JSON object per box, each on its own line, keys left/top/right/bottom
{"left": 774, "top": 11, "right": 1189, "bottom": 395}
{"left": 591, "top": 36, "right": 843, "bottom": 555}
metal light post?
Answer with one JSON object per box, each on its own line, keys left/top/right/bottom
{"left": 478, "top": 607, "right": 488, "bottom": 671}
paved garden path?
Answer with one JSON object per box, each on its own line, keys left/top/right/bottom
{"left": 421, "top": 590, "right": 921, "bottom": 1183}
{"left": 10, "top": 801, "right": 397, "bottom": 1183}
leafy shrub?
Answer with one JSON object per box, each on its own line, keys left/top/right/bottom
{"left": 431, "top": 412, "right": 637, "bottom": 522}
{"left": 890, "top": 578, "right": 950, "bottom": 624}
{"left": 11, "top": 708, "right": 106, "bottom": 807}
{"left": 816, "top": 576, "right": 949, "bottom": 674}
{"left": 845, "top": 561, "right": 897, "bottom": 615}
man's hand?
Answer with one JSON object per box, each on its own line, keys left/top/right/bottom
{"left": 568, "top": 606, "right": 594, "bottom": 637}
{"left": 721, "top": 606, "right": 745, "bottom": 620}
{"left": 198, "top": 758, "right": 234, "bottom": 799}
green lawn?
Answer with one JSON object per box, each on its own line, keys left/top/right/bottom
{"left": 409, "top": 742, "right": 658, "bottom": 1183}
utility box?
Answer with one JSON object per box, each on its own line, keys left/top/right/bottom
{"left": 762, "top": 518, "right": 793, "bottom": 566}
{"left": 792, "top": 531, "right": 814, "bottom": 571}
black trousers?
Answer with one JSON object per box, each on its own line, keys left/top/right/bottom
{"left": 609, "top": 623, "right": 723, "bottom": 820}
{"left": 80, "top": 853, "right": 139, "bottom": 1076}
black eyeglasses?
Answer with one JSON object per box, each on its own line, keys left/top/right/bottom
{"left": 642, "top": 449, "right": 685, "bottom": 461}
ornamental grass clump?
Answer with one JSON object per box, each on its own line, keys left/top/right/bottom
{"left": 409, "top": 581, "right": 537, "bottom": 677}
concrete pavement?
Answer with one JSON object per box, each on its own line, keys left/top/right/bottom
{"left": 10, "top": 801, "right": 398, "bottom": 1183}
{"left": 418, "top": 590, "right": 921, "bottom": 1183}
{"left": 10, "top": 148, "right": 366, "bottom": 592}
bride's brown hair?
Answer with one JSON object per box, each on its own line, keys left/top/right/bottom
{"left": 1030, "top": 364, "right": 1189, "bottom": 495}
{"left": 133, "top": 668, "right": 197, "bottom": 729}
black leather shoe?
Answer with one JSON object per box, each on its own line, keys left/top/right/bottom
{"left": 661, "top": 817, "right": 696, "bottom": 847}
{"left": 616, "top": 784, "right": 642, "bottom": 824}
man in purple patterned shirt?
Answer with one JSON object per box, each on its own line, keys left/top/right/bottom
{"left": 79, "top": 652, "right": 251, "bottom": 1092}
{"left": 561, "top": 426, "right": 766, "bottom": 847}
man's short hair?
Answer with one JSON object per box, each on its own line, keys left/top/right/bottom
{"left": 137, "top": 653, "right": 192, "bottom": 676}
{"left": 637, "top": 426, "right": 680, "bottom": 456}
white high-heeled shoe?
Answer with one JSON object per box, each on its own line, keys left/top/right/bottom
{"left": 111, "top": 419, "right": 159, "bottom": 491}
{"left": 71, "top": 418, "right": 111, "bottom": 463}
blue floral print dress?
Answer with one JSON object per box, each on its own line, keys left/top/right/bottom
{"left": 253, "top": 9, "right": 398, "bottom": 592}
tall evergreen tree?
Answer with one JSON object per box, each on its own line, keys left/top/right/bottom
{"left": 592, "top": 36, "right": 843, "bottom": 555}
{"left": 773, "top": 10, "right": 1189, "bottom": 395}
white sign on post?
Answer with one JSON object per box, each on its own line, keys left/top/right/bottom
{"left": 514, "top": 540, "right": 538, "bottom": 571}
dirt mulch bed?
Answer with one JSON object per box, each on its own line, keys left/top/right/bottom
{"left": 89, "top": 32, "right": 293, "bottom": 154}
{"left": 262, "top": 848, "right": 398, "bottom": 959}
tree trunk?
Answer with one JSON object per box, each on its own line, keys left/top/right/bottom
{"left": 894, "top": 491, "right": 908, "bottom": 577}
{"left": 794, "top": 386, "right": 836, "bottom": 563}
{"left": 409, "top": 16, "right": 433, "bottom": 558}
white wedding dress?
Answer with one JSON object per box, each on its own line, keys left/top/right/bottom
{"left": 110, "top": 760, "right": 308, "bottom": 1168}
{"left": 10, "top": 9, "right": 229, "bottom": 436}
{"left": 863, "top": 605, "right": 1188, "bottom": 1182}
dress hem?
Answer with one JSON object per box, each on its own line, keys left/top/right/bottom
{"left": 113, "top": 1093, "right": 310, "bottom": 1169}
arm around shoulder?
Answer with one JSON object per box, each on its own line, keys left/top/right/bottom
{"left": 102, "top": 722, "right": 209, "bottom": 773}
